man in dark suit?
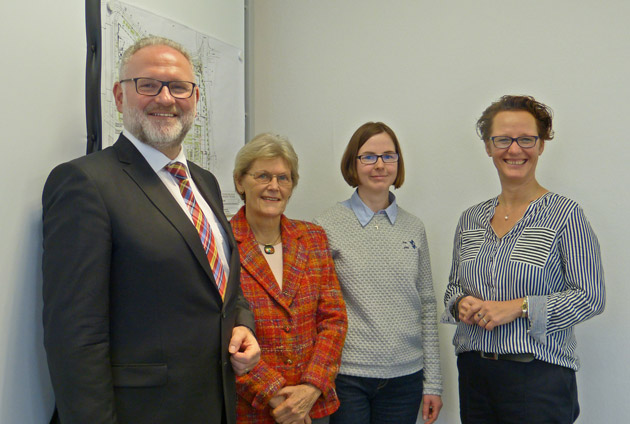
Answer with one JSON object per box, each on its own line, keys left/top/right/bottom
{"left": 42, "top": 36, "right": 260, "bottom": 424}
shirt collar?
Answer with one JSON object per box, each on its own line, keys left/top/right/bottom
{"left": 123, "top": 129, "right": 187, "bottom": 172}
{"left": 343, "top": 189, "right": 398, "bottom": 227}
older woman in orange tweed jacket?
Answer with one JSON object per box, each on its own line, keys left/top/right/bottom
{"left": 231, "top": 133, "right": 347, "bottom": 424}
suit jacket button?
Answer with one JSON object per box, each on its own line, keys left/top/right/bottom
{"left": 286, "top": 359, "right": 293, "bottom": 365}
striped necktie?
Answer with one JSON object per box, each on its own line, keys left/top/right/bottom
{"left": 165, "top": 162, "right": 227, "bottom": 299}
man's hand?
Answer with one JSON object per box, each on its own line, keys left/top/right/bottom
{"left": 269, "top": 383, "right": 321, "bottom": 424}
{"left": 421, "top": 394, "right": 443, "bottom": 424}
{"left": 229, "top": 326, "right": 260, "bottom": 376}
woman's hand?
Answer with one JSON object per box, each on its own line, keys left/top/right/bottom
{"left": 269, "top": 383, "right": 321, "bottom": 424}
{"left": 457, "top": 296, "right": 483, "bottom": 324}
{"left": 458, "top": 296, "right": 523, "bottom": 331}
{"left": 422, "top": 394, "right": 443, "bottom": 424}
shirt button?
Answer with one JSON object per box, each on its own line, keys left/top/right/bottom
{"left": 284, "top": 326, "right": 291, "bottom": 332}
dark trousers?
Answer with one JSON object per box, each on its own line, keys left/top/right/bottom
{"left": 457, "top": 351, "right": 579, "bottom": 424}
{"left": 329, "top": 369, "right": 424, "bottom": 424}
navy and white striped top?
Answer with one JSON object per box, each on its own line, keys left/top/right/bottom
{"left": 441, "top": 192, "right": 605, "bottom": 370}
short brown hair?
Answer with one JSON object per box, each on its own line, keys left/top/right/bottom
{"left": 233, "top": 133, "right": 299, "bottom": 200}
{"left": 476, "top": 95, "right": 554, "bottom": 142}
{"left": 340, "top": 122, "right": 405, "bottom": 188}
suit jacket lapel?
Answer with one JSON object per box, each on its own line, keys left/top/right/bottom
{"left": 113, "top": 136, "right": 217, "bottom": 287}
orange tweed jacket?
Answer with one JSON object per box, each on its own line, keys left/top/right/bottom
{"left": 231, "top": 207, "right": 347, "bottom": 423}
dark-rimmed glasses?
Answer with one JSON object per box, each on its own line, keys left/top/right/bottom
{"left": 356, "top": 153, "right": 399, "bottom": 164}
{"left": 490, "top": 136, "right": 539, "bottom": 149}
{"left": 247, "top": 171, "right": 292, "bottom": 187}
{"left": 120, "top": 77, "right": 196, "bottom": 99}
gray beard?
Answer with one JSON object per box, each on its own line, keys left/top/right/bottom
{"left": 122, "top": 98, "right": 195, "bottom": 151}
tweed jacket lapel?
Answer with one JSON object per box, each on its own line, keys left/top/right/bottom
{"left": 278, "top": 215, "right": 307, "bottom": 304}
{"left": 231, "top": 207, "right": 306, "bottom": 312}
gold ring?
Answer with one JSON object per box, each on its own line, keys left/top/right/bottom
{"left": 482, "top": 318, "right": 488, "bottom": 324}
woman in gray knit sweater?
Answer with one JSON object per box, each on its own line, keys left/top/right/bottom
{"left": 314, "top": 122, "right": 442, "bottom": 424}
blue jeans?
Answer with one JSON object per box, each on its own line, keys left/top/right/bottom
{"left": 329, "top": 370, "right": 424, "bottom": 424}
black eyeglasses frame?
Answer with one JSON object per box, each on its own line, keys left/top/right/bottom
{"left": 119, "top": 77, "right": 197, "bottom": 99}
{"left": 489, "top": 136, "right": 539, "bottom": 149}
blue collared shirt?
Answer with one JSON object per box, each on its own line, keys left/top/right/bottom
{"left": 341, "top": 189, "right": 398, "bottom": 227}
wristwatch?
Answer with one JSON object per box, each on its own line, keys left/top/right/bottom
{"left": 521, "top": 296, "right": 529, "bottom": 318}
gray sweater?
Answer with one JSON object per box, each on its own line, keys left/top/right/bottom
{"left": 315, "top": 202, "right": 442, "bottom": 395}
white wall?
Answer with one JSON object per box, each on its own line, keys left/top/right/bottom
{"left": 0, "top": 1, "right": 243, "bottom": 423}
{"left": 248, "top": 1, "right": 630, "bottom": 422}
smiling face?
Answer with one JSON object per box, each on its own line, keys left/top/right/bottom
{"left": 356, "top": 132, "right": 398, "bottom": 197}
{"left": 113, "top": 45, "right": 199, "bottom": 157}
{"left": 486, "top": 110, "right": 544, "bottom": 184}
{"left": 235, "top": 157, "right": 293, "bottom": 224}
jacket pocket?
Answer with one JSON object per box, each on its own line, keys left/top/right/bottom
{"left": 112, "top": 363, "right": 168, "bottom": 387}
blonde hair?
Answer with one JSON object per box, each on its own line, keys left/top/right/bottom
{"left": 233, "top": 133, "right": 299, "bottom": 200}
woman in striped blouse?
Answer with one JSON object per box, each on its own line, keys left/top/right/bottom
{"left": 443, "top": 95, "right": 605, "bottom": 424}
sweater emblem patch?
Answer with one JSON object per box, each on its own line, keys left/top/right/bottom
{"left": 403, "top": 240, "right": 417, "bottom": 249}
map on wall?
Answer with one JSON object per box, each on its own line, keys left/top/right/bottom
{"left": 101, "top": 0, "right": 244, "bottom": 216}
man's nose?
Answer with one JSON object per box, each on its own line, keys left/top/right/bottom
{"left": 154, "top": 85, "right": 176, "bottom": 104}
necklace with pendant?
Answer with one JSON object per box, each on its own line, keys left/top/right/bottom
{"left": 498, "top": 191, "right": 545, "bottom": 221}
{"left": 256, "top": 233, "right": 281, "bottom": 255}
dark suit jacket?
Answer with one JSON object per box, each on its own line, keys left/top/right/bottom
{"left": 42, "top": 135, "right": 255, "bottom": 424}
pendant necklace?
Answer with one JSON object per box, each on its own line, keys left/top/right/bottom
{"left": 256, "top": 233, "right": 282, "bottom": 255}
{"left": 498, "top": 196, "right": 511, "bottom": 220}
{"left": 501, "top": 205, "right": 510, "bottom": 220}
{"left": 499, "top": 191, "right": 544, "bottom": 221}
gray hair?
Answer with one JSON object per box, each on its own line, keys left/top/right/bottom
{"left": 233, "top": 133, "right": 300, "bottom": 200}
{"left": 119, "top": 36, "right": 193, "bottom": 79}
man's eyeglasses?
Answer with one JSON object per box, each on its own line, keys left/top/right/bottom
{"left": 120, "top": 77, "right": 196, "bottom": 99}
{"left": 356, "top": 153, "right": 399, "bottom": 165}
{"left": 489, "top": 136, "right": 539, "bottom": 149}
{"left": 247, "top": 171, "right": 293, "bottom": 187}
